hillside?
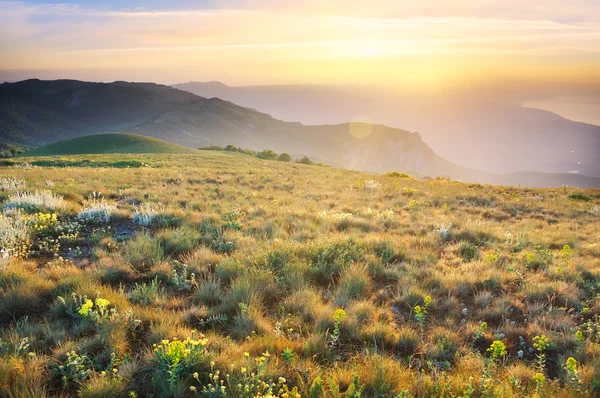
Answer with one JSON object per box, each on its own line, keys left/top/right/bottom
{"left": 0, "top": 79, "right": 467, "bottom": 179}
{"left": 20, "top": 133, "right": 199, "bottom": 156}
{"left": 0, "top": 142, "right": 29, "bottom": 157}
{"left": 0, "top": 153, "right": 599, "bottom": 396}
{"left": 174, "top": 81, "right": 600, "bottom": 178}
{"left": 2, "top": 79, "right": 599, "bottom": 188}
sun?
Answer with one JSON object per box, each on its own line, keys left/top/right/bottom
{"left": 355, "top": 42, "right": 389, "bottom": 57}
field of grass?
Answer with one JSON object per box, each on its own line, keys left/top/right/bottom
{"left": 0, "top": 152, "right": 599, "bottom": 397}
{"left": 19, "top": 133, "right": 200, "bottom": 156}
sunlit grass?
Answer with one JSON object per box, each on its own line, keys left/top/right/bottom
{"left": 0, "top": 152, "right": 599, "bottom": 396}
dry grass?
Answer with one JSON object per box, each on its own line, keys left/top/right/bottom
{"left": 0, "top": 152, "right": 598, "bottom": 397}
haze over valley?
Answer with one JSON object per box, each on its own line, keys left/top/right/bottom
{"left": 174, "top": 81, "right": 600, "bottom": 178}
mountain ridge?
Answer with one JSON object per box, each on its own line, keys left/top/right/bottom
{"left": 2, "top": 79, "right": 599, "bottom": 188}
{"left": 173, "top": 81, "right": 600, "bottom": 178}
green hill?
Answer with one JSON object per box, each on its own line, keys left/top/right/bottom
{"left": 19, "top": 133, "right": 199, "bottom": 156}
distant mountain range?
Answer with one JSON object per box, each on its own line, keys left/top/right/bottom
{"left": 1, "top": 79, "right": 599, "bottom": 188}
{"left": 174, "top": 81, "right": 600, "bottom": 179}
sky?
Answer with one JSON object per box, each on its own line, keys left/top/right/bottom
{"left": 1, "top": 0, "right": 600, "bottom": 96}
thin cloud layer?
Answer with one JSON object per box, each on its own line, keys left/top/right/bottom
{"left": 1, "top": 0, "right": 599, "bottom": 88}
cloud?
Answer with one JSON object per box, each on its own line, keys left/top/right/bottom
{"left": 1, "top": 0, "right": 599, "bottom": 87}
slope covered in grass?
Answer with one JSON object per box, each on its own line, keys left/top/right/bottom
{"left": 20, "top": 133, "right": 199, "bottom": 156}
{"left": 0, "top": 153, "right": 599, "bottom": 397}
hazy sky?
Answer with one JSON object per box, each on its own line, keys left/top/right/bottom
{"left": 1, "top": 0, "right": 600, "bottom": 93}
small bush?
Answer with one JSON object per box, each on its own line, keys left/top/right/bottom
{"left": 51, "top": 350, "right": 94, "bottom": 387}
{"left": 133, "top": 203, "right": 162, "bottom": 226}
{"left": 0, "top": 210, "right": 32, "bottom": 258}
{"left": 335, "top": 264, "right": 370, "bottom": 306}
{"left": 129, "top": 277, "right": 163, "bottom": 306}
{"left": 277, "top": 153, "right": 292, "bottom": 162}
{"left": 0, "top": 178, "right": 25, "bottom": 191}
{"left": 158, "top": 227, "right": 200, "bottom": 256}
{"left": 77, "top": 193, "right": 115, "bottom": 224}
{"left": 568, "top": 193, "right": 592, "bottom": 202}
{"left": 459, "top": 242, "right": 480, "bottom": 262}
{"left": 257, "top": 149, "right": 278, "bottom": 160}
{"left": 296, "top": 156, "right": 314, "bottom": 165}
{"left": 310, "top": 239, "right": 363, "bottom": 283}
{"left": 195, "top": 277, "right": 222, "bottom": 307}
{"left": 0, "top": 282, "right": 52, "bottom": 325}
{"left": 151, "top": 334, "right": 209, "bottom": 397}
{"left": 385, "top": 172, "right": 411, "bottom": 178}
{"left": 78, "top": 375, "right": 127, "bottom": 398}
{"left": 4, "top": 191, "right": 65, "bottom": 212}
{"left": 123, "top": 232, "right": 164, "bottom": 273}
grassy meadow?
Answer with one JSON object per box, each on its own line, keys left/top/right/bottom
{"left": 0, "top": 151, "right": 599, "bottom": 397}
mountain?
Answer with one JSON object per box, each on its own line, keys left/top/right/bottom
{"left": 19, "top": 133, "right": 199, "bottom": 156}
{"left": 0, "top": 79, "right": 461, "bottom": 177}
{"left": 0, "top": 79, "right": 200, "bottom": 145}
{"left": 1, "top": 79, "right": 599, "bottom": 188}
{"left": 173, "top": 82, "right": 600, "bottom": 178}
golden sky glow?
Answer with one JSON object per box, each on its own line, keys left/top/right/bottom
{"left": 1, "top": 0, "right": 600, "bottom": 89}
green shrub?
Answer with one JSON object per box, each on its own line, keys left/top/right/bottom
{"left": 158, "top": 227, "right": 200, "bottom": 257}
{"left": 129, "top": 277, "right": 163, "bottom": 306}
{"left": 459, "top": 242, "right": 480, "bottom": 262}
{"left": 51, "top": 350, "right": 93, "bottom": 388}
{"left": 568, "top": 192, "right": 592, "bottom": 202}
{"left": 257, "top": 149, "right": 278, "bottom": 160}
{"left": 335, "top": 265, "right": 370, "bottom": 306}
{"left": 385, "top": 171, "right": 411, "bottom": 178}
{"left": 296, "top": 156, "right": 314, "bottom": 165}
{"left": 195, "top": 277, "right": 222, "bottom": 306}
{"left": 309, "top": 239, "right": 363, "bottom": 283}
{"left": 123, "top": 232, "right": 164, "bottom": 273}
{"left": 277, "top": 153, "right": 292, "bottom": 162}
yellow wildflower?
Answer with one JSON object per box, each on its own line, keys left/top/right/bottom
{"left": 78, "top": 299, "right": 93, "bottom": 316}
